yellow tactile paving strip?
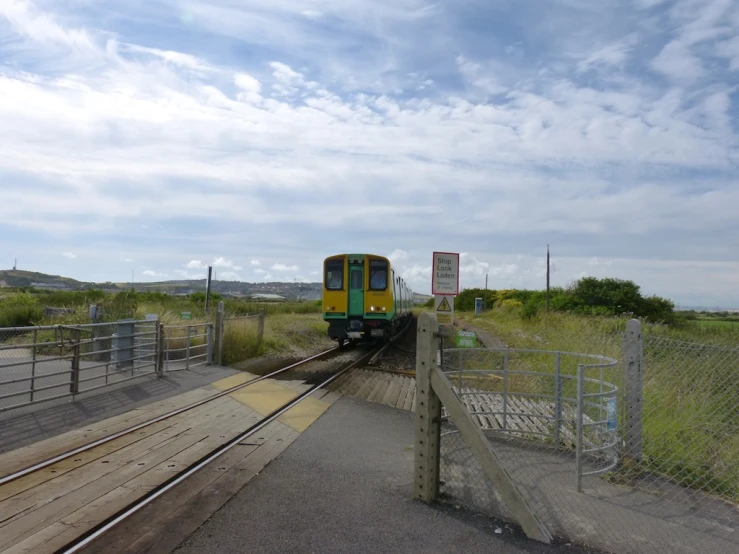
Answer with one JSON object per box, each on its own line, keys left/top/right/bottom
{"left": 211, "top": 373, "right": 331, "bottom": 433}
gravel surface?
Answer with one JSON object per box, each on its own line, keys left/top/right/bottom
{"left": 174, "top": 396, "right": 595, "bottom": 554}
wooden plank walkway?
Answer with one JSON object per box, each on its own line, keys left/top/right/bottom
{"left": 328, "top": 369, "right": 587, "bottom": 449}
{"left": 0, "top": 372, "right": 340, "bottom": 554}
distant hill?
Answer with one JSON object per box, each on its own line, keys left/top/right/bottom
{"left": 0, "top": 269, "right": 431, "bottom": 303}
{"left": 0, "top": 269, "right": 324, "bottom": 300}
{"left": 0, "top": 270, "right": 89, "bottom": 290}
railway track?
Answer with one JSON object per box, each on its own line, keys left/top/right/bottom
{"left": 0, "top": 341, "right": 387, "bottom": 554}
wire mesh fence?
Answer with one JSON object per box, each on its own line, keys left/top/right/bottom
{"left": 426, "top": 318, "right": 739, "bottom": 554}
{"left": 0, "top": 321, "right": 159, "bottom": 412}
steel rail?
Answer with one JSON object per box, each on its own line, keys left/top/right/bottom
{"left": 55, "top": 345, "right": 381, "bottom": 554}
{"left": 367, "top": 315, "right": 414, "bottom": 366}
{"left": 0, "top": 345, "right": 344, "bottom": 486}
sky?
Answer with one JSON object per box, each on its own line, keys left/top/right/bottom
{"left": 0, "top": 0, "right": 737, "bottom": 308}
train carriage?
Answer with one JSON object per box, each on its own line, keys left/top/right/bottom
{"left": 322, "top": 253, "right": 413, "bottom": 345}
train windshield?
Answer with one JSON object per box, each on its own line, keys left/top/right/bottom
{"left": 325, "top": 259, "right": 343, "bottom": 290}
{"left": 369, "top": 259, "right": 388, "bottom": 290}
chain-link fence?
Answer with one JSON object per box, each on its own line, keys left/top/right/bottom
{"left": 0, "top": 320, "right": 159, "bottom": 413}
{"left": 418, "top": 314, "right": 738, "bottom": 554}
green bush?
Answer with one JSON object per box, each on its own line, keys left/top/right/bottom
{"left": 0, "top": 293, "right": 44, "bottom": 327}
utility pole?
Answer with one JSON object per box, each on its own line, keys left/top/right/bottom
{"left": 205, "top": 266, "right": 213, "bottom": 315}
{"left": 546, "top": 245, "right": 550, "bottom": 313}
{"left": 13, "top": 258, "right": 17, "bottom": 270}
{"left": 131, "top": 269, "right": 134, "bottom": 291}
{"left": 484, "top": 273, "right": 488, "bottom": 311}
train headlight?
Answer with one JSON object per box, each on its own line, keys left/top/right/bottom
{"left": 381, "top": 306, "right": 386, "bottom": 311}
{"left": 370, "top": 306, "right": 375, "bottom": 311}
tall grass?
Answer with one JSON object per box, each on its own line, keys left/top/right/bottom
{"left": 222, "top": 313, "right": 332, "bottom": 366}
{"left": 457, "top": 307, "right": 739, "bottom": 502}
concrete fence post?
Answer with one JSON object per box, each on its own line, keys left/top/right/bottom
{"left": 215, "top": 301, "right": 225, "bottom": 366}
{"left": 623, "top": 318, "right": 643, "bottom": 461}
{"left": 414, "top": 311, "right": 442, "bottom": 503}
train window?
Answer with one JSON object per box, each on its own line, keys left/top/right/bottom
{"left": 325, "top": 259, "right": 343, "bottom": 290}
{"left": 350, "top": 269, "right": 363, "bottom": 289}
{"left": 368, "top": 259, "right": 388, "bottom": 290}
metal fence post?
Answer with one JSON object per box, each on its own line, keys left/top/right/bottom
{"left": 70, "top": 328, "right": 81, "bottom": 395}
{"left": 157, "top": 323, "right": 165, "bottom": 376}
{"left": 30, "top": 328, "right": 37, "bottom": 402}
{"left": 207, "top": 324, "right": 214, "bottom": 365}
{"left": 576, "top": 364, "right": 584, "bottom": 492}
{"left": 185, "top": 326, "right": 191, "bottom": 370}
{"left": 414, "top": 311, "right": 441, "bottom": 503}
{"left": 553, "top": 351, "right": 561, "bottom": 445}
{"left": 623, "top": 319, "right": 643, "bottom": 461}
{"left": 257, "top": 311, "right": 265, "bottom": 348}
{"left": 502, "top": 349, "right": 509, "bottom": 431}
{"left": 216, "top": 301, "right": 225, "bottom": 366}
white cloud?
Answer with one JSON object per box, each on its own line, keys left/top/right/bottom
{"left": 1, "top": 0, "right": 738, "bottom": 307}
{"left": 218, "top": 271, "right": 242, "bottom": 280}
{"left": 186, "top": 260, "right": 207, "bottom": 269}
{"left": 388, "top": 249, "right": 408, "bottom": 262}
{"left": 213, "top": 256, "right": 242, "bottom": 270}
{"left": 301, "top": 10, "right": 323, "bottom": 19}
{"left": 142, "top": 269, "right": 167, "bottom": 277}
{"left": 234, "top": 73, "right": 261, "bottom": 93}
{"left": 121, "top": 257, "right": 134, "bottom": 263}
{"left": 271, "top": 263, "right": 299, "bottom": 271}
{"left": 250, "top": 259, "right": 261, "bottom": 266}
{"left": 254, "top": 268, "right": 266, "bottom": 274}
{"left": 62, "top": 252, "right": 76, "bottom": 259}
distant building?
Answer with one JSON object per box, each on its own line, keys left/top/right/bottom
{"left": 249, "top": 293, "right": 286, "bottom": 301}
{"left": 31, "top": 282, "right": 72, "bottom": 290}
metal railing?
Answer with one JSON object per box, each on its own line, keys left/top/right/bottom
{"left": 162, "top": 323, "right": 214, "bottom": 371}
{"left": 0, "top": 307, "right": 263, "bottom": 414}
{"left": 440, "top": 346, "right": 619, "bottom": 492}
{"left": 0, "top": 320, "right": 159, "bottom": 413}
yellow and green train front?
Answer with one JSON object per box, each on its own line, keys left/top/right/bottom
{"left": 322, "top": 254, "right": 401, "bottom": 343}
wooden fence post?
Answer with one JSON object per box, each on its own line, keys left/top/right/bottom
{"left": 414, "top": 311, "right": 442, "bottom": 502}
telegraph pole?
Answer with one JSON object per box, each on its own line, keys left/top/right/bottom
{"left": 546, "top": 245, "right": 550, "bottom": 313}
{"left": 205, "top": 266, "right": 213, "bottom": 314}
{"left": 484, "top": 273, "right": 488, "bottom": 311}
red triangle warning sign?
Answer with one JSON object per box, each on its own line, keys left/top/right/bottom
{"left": 437, "top": 296, "right": 452, "bottom": 312}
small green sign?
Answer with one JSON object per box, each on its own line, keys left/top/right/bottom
{"left": 456, "top": 330, "right": 476, "bottom": 348}
{"left": 181, "top": 312, "right": 192, "bottom": 320}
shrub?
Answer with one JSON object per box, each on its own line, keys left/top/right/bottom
{"left": 0, "top": 293, "right": 44, "bottom": 327}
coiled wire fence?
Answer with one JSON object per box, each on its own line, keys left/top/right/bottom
{"left": 432, "top": 320, "right": 739, "bottom": 554}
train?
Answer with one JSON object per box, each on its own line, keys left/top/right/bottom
{"left": 322, "top": 253, "right": 413, "bottom": 346}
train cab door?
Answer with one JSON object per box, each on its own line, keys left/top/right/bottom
{"left": 348, "top": 260, "right": 364, "bottom": 317}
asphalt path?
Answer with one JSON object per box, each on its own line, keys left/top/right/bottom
{"left": 175, "top": 396, "right": 594, "bottom": 554}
